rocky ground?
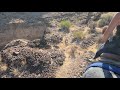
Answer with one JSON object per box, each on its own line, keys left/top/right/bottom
{"left": 0, "top": 39, "right": 65, "bottom": 78}
{"left": 0, "top": 12, "right": 116, "bottom": 78}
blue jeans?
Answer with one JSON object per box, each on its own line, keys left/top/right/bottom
{"left": 83, "top": 62, "right": 120, "bottom": 78}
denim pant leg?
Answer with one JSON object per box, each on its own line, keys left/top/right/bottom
{"left": 82, "top": 67, "right": 120, "bottom": 78}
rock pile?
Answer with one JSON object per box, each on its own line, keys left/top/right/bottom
{"left": 0, "top": 39, "right": 65, "bottom": 78}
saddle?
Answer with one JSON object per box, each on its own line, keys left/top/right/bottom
{"left": 86, "top": 62, "right": 120, "bottom": 75}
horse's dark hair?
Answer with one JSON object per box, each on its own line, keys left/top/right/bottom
{"left": 116, "top": 25, "right": 120, "bottom": 36}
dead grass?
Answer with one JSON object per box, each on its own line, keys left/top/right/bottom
{"left": 95, "top": 27, "right": 102, "bottom": 34}
{"left": 86, "top": 43, "right": 98, "bottom": 53}
{"left": 0, "top": 63, "right": 7, "bottom": 71}
{"left": 73, "top": 27, "right": 90, "bottom": 40}
{"left": 70, "top": 25, "right": 80, "bottom": 32}
{"left": 12, "top": 68, "right": 21, "bottom": 76}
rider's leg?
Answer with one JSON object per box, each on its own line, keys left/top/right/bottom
{"left": 82, "top": 67, "right": 120, "bottom": 78}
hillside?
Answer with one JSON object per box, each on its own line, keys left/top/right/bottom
{"left": 0, "top": 12, "right": 116, "bottom": 78}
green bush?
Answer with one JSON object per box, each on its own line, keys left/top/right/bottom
{"left": 97, "top": 13, "right": 114, "bottom": 27}
{"left": 59, "top": 20, "right": 72, "bottom": 29}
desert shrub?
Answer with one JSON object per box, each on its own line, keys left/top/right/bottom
{"left": 73, "top": 27, "right": 89, "bottom": 40}
{"left": 97, "top": 13, "right": 115, "bottom": 27}
{"left": 73, "top": 31, "right": 85, "bottom": 40}
{"left": 59, "top": 20, "right": 72, "bottom": 33}
{"left": 59, "top": 20, "right": 72, "bottom": 29}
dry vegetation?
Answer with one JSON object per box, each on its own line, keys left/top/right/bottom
{"left": 97, "top": 12, "right": 115, "bottom": 27}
